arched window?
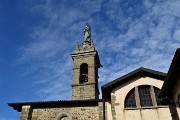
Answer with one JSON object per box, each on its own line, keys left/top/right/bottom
{"left": 57, "top": 113, "right": 69, "bottom": 120}
{"left": 80, "top": 63, "right": 88, "bottom": 83}
{"left": 125, "top": 88, "right": 136, "bottom": 108}
{"left": 125, "top": 85, "right": 162, "bottom": 108}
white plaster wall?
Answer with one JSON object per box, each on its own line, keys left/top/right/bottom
{"left": 141, "top": 109, "right": 158, "bottom": 120}
{"left": 108, "top": 76, "right": 172, "bottom": 120}
{"left": 157, "top": 107, "right": 172, "bottom": 120}
{"left": 124, "top": 110, "right": 141, "bottom": 120}
{"left": 123, "top": 108, "right": 171, "bottom": 120}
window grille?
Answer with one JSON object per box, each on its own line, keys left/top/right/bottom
{"left": 138, "top": 86, "right": 152, "bottom": 107}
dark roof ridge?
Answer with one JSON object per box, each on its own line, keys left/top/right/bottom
{"left": 102, "top": 67, "right": 166, "bottom": 89}
{"left": 139, "top": 67, "right": 167, "bottom": 75}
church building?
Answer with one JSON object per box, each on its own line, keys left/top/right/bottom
{"left": 8, "top": 24, "right": 180, "bottom": 120}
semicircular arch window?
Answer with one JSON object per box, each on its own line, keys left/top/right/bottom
{"left": 124, "top": 85, "right": 162, "bottom": 108}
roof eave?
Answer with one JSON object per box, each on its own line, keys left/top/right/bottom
{"left": 8, "top": 99, "right": 103, "bottom": 112}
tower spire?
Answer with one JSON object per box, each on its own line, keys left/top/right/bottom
{"left": 71, "top": 24, "right": 102, "bottom": 100}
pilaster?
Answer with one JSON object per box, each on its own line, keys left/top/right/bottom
{"left": 20, "top": 105, "right": 32, "bottom": 120}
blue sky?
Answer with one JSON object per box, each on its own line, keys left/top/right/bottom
{"left": 0, "top": 0, "right": 180, "bottom": 119}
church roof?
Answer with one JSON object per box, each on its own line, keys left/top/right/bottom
{"left": 159, "top": 48, "right": 180, "bottom": 98}
{"left": 8, "top": 99, "right": 102, "bottom": 112}
{"left": 101, "top": 67, "right": 166, "bottom": 99}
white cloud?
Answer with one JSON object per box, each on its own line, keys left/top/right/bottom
{"left": 173, "top": 29, "right": 180, "bottom": 41}
{"left": 17, "top": 0, "right": 180, "bottom": 101}
{"left": 96, "top": 0, "right": 180, "bottom": 85}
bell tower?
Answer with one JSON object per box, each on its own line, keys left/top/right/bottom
{"left": 71, "top": 23, "right": 102, "bottom": 100}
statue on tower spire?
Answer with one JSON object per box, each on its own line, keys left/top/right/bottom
{"left": 83, "top": 23, "right": 91, "bottom": 48}
{"left": 84, "top": 23, "right": 91, "bottom": 42}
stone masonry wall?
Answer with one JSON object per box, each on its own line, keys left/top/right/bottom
{"left": 71, "top": 51, "right": 99, "bottom": 100}
{"left": 31, "top": 106, "right": 100, "bottom": 120}
{"left": 72, "top": 83, "right": 97, "bottom": 100}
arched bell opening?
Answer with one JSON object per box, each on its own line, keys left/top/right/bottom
{"left": 80, "top": 63, "right": 88, "bottom": 84}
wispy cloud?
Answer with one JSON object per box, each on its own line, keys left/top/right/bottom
{"left": 96, "top": 0, "right": 180, "bottom": 88}
{"left": 17, "top": 0, "right": 180, "bottom": 101}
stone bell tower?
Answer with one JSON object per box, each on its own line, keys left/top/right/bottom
{"left": 71, "top": 23, "right": 102, "bottom": 100}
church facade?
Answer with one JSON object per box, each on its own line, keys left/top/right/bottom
{"left": 8, "top": 24, "right": 180, "bottom": 120}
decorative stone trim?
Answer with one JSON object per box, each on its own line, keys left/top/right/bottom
{"left": 111, "top": 94, "right": 119, "bottom": 120}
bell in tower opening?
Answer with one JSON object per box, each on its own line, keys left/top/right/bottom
{"left": 80, "top": 63, "right": 88, "bottom": 83}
